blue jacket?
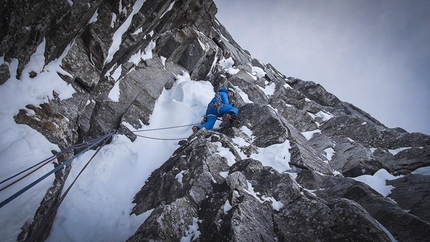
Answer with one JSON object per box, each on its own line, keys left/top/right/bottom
{"left": 205, "top": 88, "right": 238, "bottom": 116}
{"left": 197, "top": 88, "right": 239, "bottom": 130}
{"left": 211, "top": 88, "right": 230, "bottom": 105}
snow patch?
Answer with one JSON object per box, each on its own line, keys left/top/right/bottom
{"left": 180, "top": 218, "right": 201, "bottom": 242}
{"left": 108, "top": 65, "right": 123, "bottom": 101}
{"left": 89, "top": 9, "right": 98, "bottom": 24}
{"left": 283, "top": 83, "right": 292, "bottom": 89}
{"left": 176, "top": 170, "right": 187, "bottom": 186}
{"left": 214, "top": 142, "right": 236, "bottom": 166}
{"left": 231, "top": 84, "right": 252, "bottom": 103}
{"left": 106, "top": 0, "right": 146, "bottom": 64}
{"left": 259, "top": 82, "right": 276, "bottom": 97}
{"left": 353, "top": 169, "right": 401, "bottom": 197}
{"left": 301, "top": 130, "right": 321, "bottom": 140}
{"left": 250, "top": 141, "right": 291, "bottom": 173}
{"left": 244, "top": 181, "right": 284, "bottom": 211}
{"left": 223, "top": 200, "right": 232, "bottom": 213}
{"left": 250, "top": 65, "right": 266, "bottom": 78}
{"left": 324, "top": 147, "right": 335, "bottom": 161}
{"left": 388, "top": 147, "right": 410, "bottom": 155}
{"left": 160, "top": 2, "right": 175, "bottom": 19}
{"left": 129, "top": 40, "right": 156, "bottom": 65}
{"left": 412, "top": 166, "right": 430, "bottom": 176}
{"left": 219, "top": 171, "right": 229, "bottom": 178}
{"left": 219, "top": 57, "right": 239, "bottom": 75}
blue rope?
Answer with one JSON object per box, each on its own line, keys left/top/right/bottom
{"left": 0, "top": 153, "right": 61, "bottom": 186}
{"left": 0, "top": 135, "right": 108, "bottom": 186}
{"left": 25, "top": 136, "right": 111, "bottom": 242}
{"left": 0, "top": 132, "right": 114, "bottom": 209}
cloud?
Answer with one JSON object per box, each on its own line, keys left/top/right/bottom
{"left": 215, "top": 0, "right": 430, "bottom": 134}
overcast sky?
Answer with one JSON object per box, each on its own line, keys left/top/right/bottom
{"left": 214, "top": 0, "right": 430, "bottom": 135}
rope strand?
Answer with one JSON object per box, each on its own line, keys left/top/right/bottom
{"left": 0, "top": 136, "right": 106, "bottom": 189}
{"left": 0, "top": 122, "right": 198, "bottom": 210}
{"left": 132, "top": 123, "right": 200, "bottom": 132}
{"left": 134, "top": 134, "right": 189, "bottom": 141}
{"left": 25, "top": 135, "right": 111, "bottom": 242}
{"left": 0, "top": 132, "right": 115, "bottom": 209}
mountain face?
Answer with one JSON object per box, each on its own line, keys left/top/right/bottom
{"left": 1, "top": 0, "right": 429, "bottom": 241}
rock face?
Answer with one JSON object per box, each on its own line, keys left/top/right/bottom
{"left": 1, "top": 0, "right": 429, "bottom": 241}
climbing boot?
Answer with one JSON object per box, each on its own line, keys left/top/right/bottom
{"left": 225, "top": 113, "right": 240, "bottom": 125}
{"left": 192, "top": 126, "right": 198, "bottom": 133}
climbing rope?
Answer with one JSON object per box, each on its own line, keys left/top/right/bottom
{"left": 0, "top": 121, "right": 204, "bottom": 240}
{"left": 0, "top": 132, "right": 115, "bottom": 209}
{"left": 0, "top": 136, "right": 105, "bottom": 192}
{"left": 25, "top": 135, "right": 111, "bottom": 242}
{"left": 134, "top": 134, "right": 189, "bottom": 140}
{"left": 0, "top": 122, "right": 198, "bottom": 209}
{"left": 132, "top": 123, "right": 200, "bottom": 132}
{"left": 131, "top": 123, "right": 200, "bottom": 141}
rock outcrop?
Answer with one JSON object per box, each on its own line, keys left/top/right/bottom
{"left": 1, "top": 0, "right": 429, "bottom": 241}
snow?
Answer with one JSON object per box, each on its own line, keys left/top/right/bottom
{"left": 307, "top": 111, "right": 333, "bottom": 127}
{"left": 219, "top": 57, "right": 239, "bottom": 75}
{"left": 88, "top": 9, "right": 98, "bottom": 24}
{"left": 176, "top": 170, "right": 187, "bottom": 186}
{"left": 324, "top": 147, "right": 335, "bottom": 161}
{"left": 284, "top": 83, "right": 292, "bottom": 89}
{"left": 110, "top": 13, "right": 117, "bottom": 28}
{"left": 258, "top": 82, "right": 276, "bottom": 97}
{"left": 231, "top": 84, "right": 252, "bottom": 103}
{"left": 128, "top": 39, "right": 156, "bottom": 65}
{"left": 308, "top": 110, "right": 333, "bottom": 122}
{"left": 230, "top": 126, "right": 291, "bottom": 173}
{"left": 412, "top": 166, "right": 430, "bottom": 176}
{"left": 240, "top": 126, "right": 253, "bottom": 137}
{"left": 250, "top": 65, "right": 266, "bottom": 78}
{"left": 244, "top": 181, "right": 284, "bottom": 211}
{"left": 388, "top": 147, "right": 410, "bottom": 155}
{"left": 223, "top": 199, "right": 232, "bottom": 213}
{"left": 353, "top": 169, "right": 400, "bottom": 197}
{"left": 108, "top": 65, "right": 122, "bottom": 101}
{"left": 347, "top": 137, "right": 355, "bottom": 143}
{"left": 180, "top": 217, "right": 201, "bottom": 242}
{"left": 375, "top": 219, "right": 398, "bottom": 242}
{"left": 301, "top": 129, "right": 321, "bottom": 140}
{"left": 214, "top": 142, "right": 237, "bottom": 166}
{"left": 160, "top": 2, "right": 175, "bottom": 19}
{"left": 219, "top": 171, "right": 229, "bottom": 178}
{"left": 0, "top": 40, "right": 75, "bottom": 241}
{"left": 105, "top": 0, "right": 146, "bottom": 64}
{"left": 0, "top": 61, "right": 224, "bottom": 240}
{"left": 250, "top": 141, "right": 291, "bottom": 173}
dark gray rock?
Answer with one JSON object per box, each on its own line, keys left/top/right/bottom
{"left": 297, "top": 170, "right": 430, "bottom": 242}
{"left": 129, "top": 133, "right": 396, "bottom": 241}
{"left": 238, "top": 103, "right": 289, "bottom": 147}
{"left": 387, "top": 174, "right": 430, "bottom": 223}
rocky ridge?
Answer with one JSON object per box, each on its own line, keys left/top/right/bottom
{"left": 1, "top": 0, "right": 429, "bottom": 241}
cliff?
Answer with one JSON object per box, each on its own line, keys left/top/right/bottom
{"left": 0, "top": 0, "right": 429, "bottom": 241}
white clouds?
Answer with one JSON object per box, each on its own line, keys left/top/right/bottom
{"left": 215, "top": 0, "right": 430, "bottom": 134}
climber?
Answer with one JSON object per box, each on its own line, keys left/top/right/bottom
{"left": 192, "top": 88, "right": 239, "bottom": 132}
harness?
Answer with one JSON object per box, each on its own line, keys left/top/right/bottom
{"left": 201, "top": 90, "right": 231, "bottom": 123}
{"left": 200, "top": 113, "right": 219, "bottom": 124}
{"left": 212, "top": 92, "right": 225, "bottom": 115}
